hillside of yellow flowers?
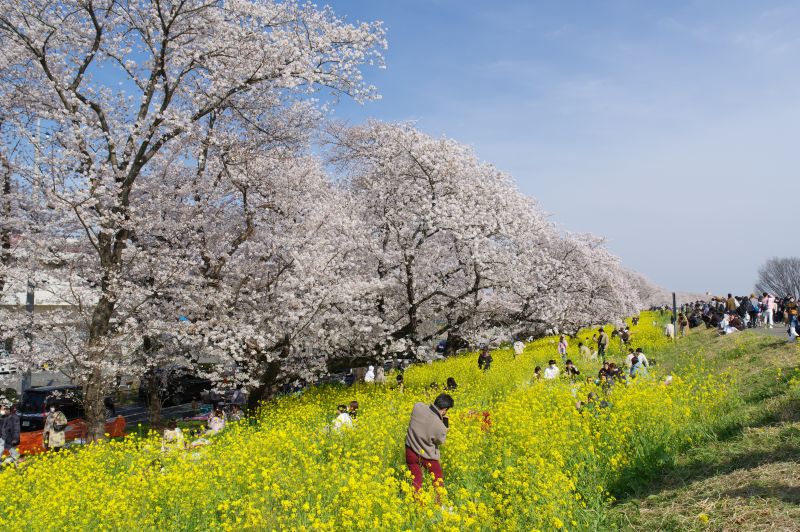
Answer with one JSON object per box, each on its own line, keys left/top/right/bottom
{"left": 0, "top": 313, "right": 735, "bottom": 531}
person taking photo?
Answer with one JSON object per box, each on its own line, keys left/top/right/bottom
{"left": 405, "top": 393, "right": 454, "bottom": 494}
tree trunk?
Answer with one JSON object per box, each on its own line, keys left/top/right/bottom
{"left": 141, "top": 335, "right": 163, "bottom": 427}
{"left": 0, "top": 149, "right": 11, "bottom": 294}
{"left": 246, "top": 359, "right": 282, "bottom": 411}
{"left": 84, "top": 291, "right": 116, "bottom": 441}
{"left": 147, "top": 382, "right": 163, "bottom": 428}
{"left": 443, "top": 332, "right": 465, "bottom": 358}
{"left": 83, "top": 367, "right": 107, "bottom": 441}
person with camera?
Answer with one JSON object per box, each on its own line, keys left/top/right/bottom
{"left": 405, "top": 393, "right": 454, "bottom": 494}
{"left": 43, "top": 405, "right": 68, "bottom": 452}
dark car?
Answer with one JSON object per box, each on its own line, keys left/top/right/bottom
{"left": 139, "top": 365, "right": 213, "bottom": 406}
{"left": 19, "top": 385, "right": 84, "bottom": 432}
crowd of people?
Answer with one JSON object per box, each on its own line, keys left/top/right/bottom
{"left": 663, "top": 293, "right": 799, "bottom": 340}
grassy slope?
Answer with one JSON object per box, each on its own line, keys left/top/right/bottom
{"left": 611, "top": 328, "right": 800, "bottom": 531}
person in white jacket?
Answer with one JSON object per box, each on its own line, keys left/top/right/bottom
{"left": 364, "top": 365, "right": 375, "bottom": 383}
{"left": 513, "top": 340, "right": 524, "bottom": 358}
{"left": 543, "top": 360, "right": 560, "bottom": 380}
{"left": 332, "top": 404, "right": 353, "bottom": 431}
{"left": 664, "top": 321, "right": 675, "bottom": 339}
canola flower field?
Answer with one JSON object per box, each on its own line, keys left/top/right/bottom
{"left": 0, "top": 313, "right": 734, "bottom": 531}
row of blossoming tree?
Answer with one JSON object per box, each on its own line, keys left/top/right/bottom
{"left": 0, "top": 0, "right": 661, "bottom": 439}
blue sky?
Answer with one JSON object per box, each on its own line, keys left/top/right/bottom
{"left": 327, "top": 0, "right": 800, "bottom": 295}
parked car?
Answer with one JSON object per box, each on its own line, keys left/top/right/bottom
{"left": 19, "top": 385, "right": 84, "bottom": 432}
{"left": 138, "top": 365, "right": 213, "bottom": 406}
{"left": 16, "top": 385, "right": 125, "bottom": 455}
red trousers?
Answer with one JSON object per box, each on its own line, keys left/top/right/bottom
{"left": 405, "top": 446, "right": 443, "bottom": 491}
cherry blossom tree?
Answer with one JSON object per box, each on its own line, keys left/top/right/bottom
{"left": 537, "top": 234, "right": 641, "bottom": 334}
{"left": 154, "top": 142, "right": 381, "bottom": 407}
{"left": 0, "top": 0, "right": 671, "bottom": 435}
{"left": 0, "top": 0, "right": 385, "bottom": 438}
{"left": 328, "top": 121, "right": 562, "bottom": 359}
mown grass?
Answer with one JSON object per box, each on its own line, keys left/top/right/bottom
{"left": 610, "top": 327, "right": 800, "bottom": 531}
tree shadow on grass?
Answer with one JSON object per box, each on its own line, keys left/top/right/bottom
{"left": 611, "top": 440, "right": 800, "bottom": 502}
{"left": 609, "top": 348, "right": 800, "bottom": 503}
{"left": 723, "top": 483, "right": 800, "bottom": 505}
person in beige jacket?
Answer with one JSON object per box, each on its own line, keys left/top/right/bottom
{"left": 405, "top": 393, "right": 454, "bottom": 492}
{"left": 43, "top": 406, "right": 68, "bottom": 451}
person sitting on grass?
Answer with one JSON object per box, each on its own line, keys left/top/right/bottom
{"left": 598, "top": 361, "right": 611, "bottom": 380}
{"left": 332, "top": 404, "right": 352, "bottom": 431}
{"left": 162, "top": 420, "right": 185, "bottom": 452}
{"left": 532, "top": 366, "right": 542, "bottom": 382}
{"left": 607, "top": 363, "right": 626, "bottom": 384}
{"left": 720, "top": 312, "right": 740, "bottom": 335}
{"left": 206, "top": 408, "right": 226, "bottom": 435}
{"left": 543, "top": 360, "right": 560, "bottom": 380}
{"left": 228, "top": 404, "right": 243, "bottom": 422}
{"left": 544, "top": 359, "right": 561, "bottom": 380}
{"left": 445, "top": 377, "right": 458, "bottom": 390}
{"left": 347, "top": 400, "right": 359, "bottom": 420}
{"left": 564, "top": 359, "right": 580, "bottom": 381}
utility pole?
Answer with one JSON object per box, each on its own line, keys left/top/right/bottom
{"left": 22, "top": 280, "right": 34, "bottom": 391}
{"left": 21, "top": 119, "right": 42, "bottom": 392}
{"left": 672, "top": 292, "right": 677, "bottom": 330}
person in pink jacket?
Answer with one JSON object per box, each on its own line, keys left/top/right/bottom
{"left": 762, "top": 292, "right": 776, "bottom": 328}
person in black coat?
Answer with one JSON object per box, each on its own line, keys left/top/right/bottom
{"left": 477, "top": 348, "right": 493, "bottom": 371}
{"left": 0, "top": 404, "right": 21, "bottom": 463}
